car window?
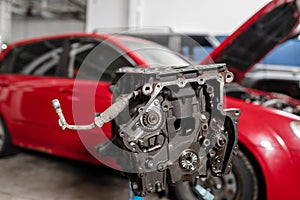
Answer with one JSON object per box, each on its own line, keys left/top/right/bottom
{"left": 181, "top": 46, "right": 213, "bottom": 63}
{"left": 11, "top": 38, "right": 65, "bottom": 76}
{"left": 260, "top": 39, "right": 300, "bottom": 67}
{"left": 69, "top": 38, "right": 134, "bottom": 82}
{"left": 253, "top": 80, "right": 300, "bottom": 100}
{"left": 0, "top": 50, "right": 14, "bottom": 73}
{"left": 116, "top": 38, "right": 190, "bottom": 67}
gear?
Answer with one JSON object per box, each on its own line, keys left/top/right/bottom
{"left": 179, "top": 150, "right": 199, "bottom": 171}
{"left": 140, "top": 108, "right": 163, "bottom": 131}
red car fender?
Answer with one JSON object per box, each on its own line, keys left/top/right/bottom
{"left": 227, "top": 96, "right": 300, "bottom": 199}
{"left": 239, "top": 135, "right": 300, "bottom": 200}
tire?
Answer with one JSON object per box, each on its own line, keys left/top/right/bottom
{"left": 0, "top": 117, "right": 17, "bottom": 157}
{"left": 170, "top": 151, "right": 260, "bottom": 200}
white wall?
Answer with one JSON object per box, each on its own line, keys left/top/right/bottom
{"left": 142, "top": 0, "right": 270, "bottom": 34}
{"left": 0, "top": 0, "right": 12, "bottom": 43}
{"left": 86, "top": 0, "right": 129, "bottom": 33}
{"left": 11, "top": 17, "right": 85, "bottom": 42}
{"left": 86, "top": 0, "right": 270, "bottom": 35}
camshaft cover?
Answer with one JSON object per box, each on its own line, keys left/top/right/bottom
{"left": 100, "top": 64, "right": 239, "bottom": 196}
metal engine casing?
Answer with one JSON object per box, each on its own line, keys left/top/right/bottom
{"left": 109, "top": 64, "right": 239, "bottom": 196}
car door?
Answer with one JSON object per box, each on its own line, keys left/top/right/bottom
{"left": 49, "top": 36, "right": 136, "bottom": 160}
{"left": 0, "top": 49, "right": 15, "bottom": 122}
{"left": 0, "top": 38, "right": 70, "bottom": 152}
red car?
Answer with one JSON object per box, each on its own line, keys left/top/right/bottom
{"left": 0, "top": 33, "right": 190, "bottom": 163}
{"left": 191, "top": 0, "right": 300, "bottom": 200}
{"left": 0, "top": 1, "right": 299, "bottom": 200}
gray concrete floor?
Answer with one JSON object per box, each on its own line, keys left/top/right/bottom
{"left": 0, "top": 149, "right": 132, "bottom": 200}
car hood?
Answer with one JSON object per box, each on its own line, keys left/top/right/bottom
{"left": 202, "top": 0, "right": 300, "bottom": 82}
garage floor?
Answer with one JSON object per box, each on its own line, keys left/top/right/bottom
{"left": 0, "top": 149, "right": 134, "bottom": 200}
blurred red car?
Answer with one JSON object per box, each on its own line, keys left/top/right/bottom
{"left": 0, "top": 32, "right": 190, "bottom": 162}
{"left": 194, "top": 0, "right": 300, "bottom": 200}
{"left": 0, "top": 1, "right": 299, "bottom": 200}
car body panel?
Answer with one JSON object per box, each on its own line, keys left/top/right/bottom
{"left": 226, "top": 96, "right": 300, "bottom": 199}
{"left": 0, "top": 33, "right": 190, "bottom": 165}
{"left": 198, "top": 1, "right": 300, "bottom": 198}
{"left": 0, "top": 73, "right": 111, "bottom": 163}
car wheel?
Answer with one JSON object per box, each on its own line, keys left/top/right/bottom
{"left": 170, "top": 150, "right": 260, "bottom": 200}
{"left": 0, "top": 117, "right": 17, "bottom": 157}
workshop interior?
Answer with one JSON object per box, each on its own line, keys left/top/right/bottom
{"left": 0, "top": 0, "right": 300, "bottom": 200}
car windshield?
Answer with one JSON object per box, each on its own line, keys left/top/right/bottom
{"left": 116, "top": 38, "right": 191, "bottom": 67}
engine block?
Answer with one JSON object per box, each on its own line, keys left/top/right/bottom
{"left": 107, "top": 64, "right": 239, "bottom": 196}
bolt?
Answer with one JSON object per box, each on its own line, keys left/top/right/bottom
{"left": 147, "top": 184, "right": 153, "bottom": 192}
{"left": 157, "top": 164, "right": 164, "bottom": 171}
{"left": 130, "top": 142, "right": 136, "bottom": 147}
{"left": 212, "top": 166, "right": 217, "bottom": 172}
{"left": 234, "top": 145, "right": 239, "bottom": 151}
{"left": 219, "top": 137, "right": 226, "bottom": 146}
{"left": 209, "top": 150, "right": 216, "bottom": 157}
{"left": 146, "top": 159, "right": 154, "bottom": 168}
{"left": 132, "top": 183, "right": 139, "bottom": 190}
{"left": 156, "top": 182, "right": 162, "bottom": 192}
{"left": 203, "top": 139, "right": 210, "bottom": 147}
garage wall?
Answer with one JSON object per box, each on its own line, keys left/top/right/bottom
{"left": 0, "top": 0, "right": 12, "bottom": 43}
{"left": 86, "top": 0, "right": 270, "bottom": 34}
{"left": 86, "top": 0, "right": 129, "bottom": 33}
{"left": 141, "top": 0, "right": 270, "bottom": 34}
{"left": 11, "top": 17, "right": 85, "bottom": 42}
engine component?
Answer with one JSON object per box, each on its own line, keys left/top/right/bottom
{"left": 108, "top": 64, "right": 239, "bottom": 196}
{"left": 52, "top": 64, "right": 239, "bottom": 197}
{"left": 225, "top": 83, "right": 300, "bottom": 116}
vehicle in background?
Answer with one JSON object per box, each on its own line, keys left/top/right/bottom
{"left": 174, "top": 0, "right": 300, "bottom": 200}
{"left": 186, "top": 32, "right": 300, "bottom": 101}
{"left": 0, "top": 32, "right": 190, "bottom": 164}
{"left": 122, "top": 31, "right": 218, "bottom": 63}
{"left": 242, "top": 64, "right": 300, "bottom": 100}
{"left": 126, "top": 29, "right": 300, "bottom": 102}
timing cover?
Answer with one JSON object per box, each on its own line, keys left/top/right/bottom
{"left": 104, "top": 64, "right": 239, "bottom": 196}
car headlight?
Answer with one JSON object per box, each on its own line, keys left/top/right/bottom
{"left": 290, "top": 121, "right": 300, "bottom": 139}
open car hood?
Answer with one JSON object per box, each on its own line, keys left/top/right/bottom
{"left": 202, "top": 0, "right": 300, "bottom": 82}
